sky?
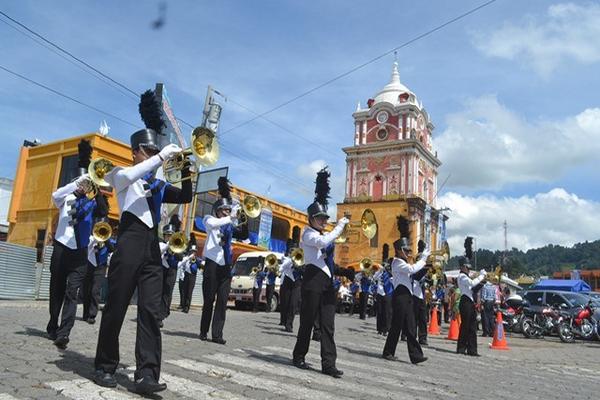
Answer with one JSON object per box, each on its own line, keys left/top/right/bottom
{"left": 1, "top": 0, "right": 599, "bottom": 254}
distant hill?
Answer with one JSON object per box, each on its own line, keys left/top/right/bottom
{"left": 447, "top": 239, "right": 600, "bottom": 277}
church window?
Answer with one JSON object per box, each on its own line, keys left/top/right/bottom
{"left": 376, "top": 128, "right": 388, "bottom": 141}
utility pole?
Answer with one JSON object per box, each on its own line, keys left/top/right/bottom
{"left": 503, "top": 220, "right": 508, "bottom": 267}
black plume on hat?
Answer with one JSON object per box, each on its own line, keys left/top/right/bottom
{"left": 464, "top": 236, "right": 474, "bottom": 261}
{"left": 217, "top": 176, "right": 232, "bottom": 202}
{"left": 314, "top": 167, "right": 330, "bottom": 206}
{"left": 169, "top": 214, "right": 181, "bottom": 231}
{"left": 77, "top": 139, "right": 93, "bottom": 170}
{"left": 396, "top": 215, "right": 410, "bottom": 238}
{"left": 139, "top": 90, "right": 165, "bottom": 135}
{"left": 417, "top": 239, "right": 426, "bottom": 253}
{"left": 382, "top": 243, "right": 389, "bottom": 264}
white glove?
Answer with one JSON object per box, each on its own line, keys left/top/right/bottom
{"left": 159, "top": 143, "right": 182, "bottom": 160}
{"left": 419, "top": 250, "right": 431, "bottom": 261}
{"left": 338, "top": 217, "right": 350, "bottom": 226}
{"left": 231, "top": 203, "right": 241, "bottom": 216}
{"left": 479, "top": 269, "right": 486, "bottom": 276}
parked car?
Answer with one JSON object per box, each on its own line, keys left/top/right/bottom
{"left": 521, "top": 289, "right": 600, "bottom": 323}
{"left": 229, "top": 251, "right": 283, "bottom": 311}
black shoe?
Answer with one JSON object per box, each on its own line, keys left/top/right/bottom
{"left": 199, "top": 333, "right": 208, "bottom": 341}
{"left": 412, "top": 356, "right": 428, "bottom": 365}
{"left": 212, "top": 338, "right": 227, "bottom": 345}
{"left": 293, "top": 359, "right": 309, "bottom": 370}
{"left": 322, "top": 367, "right": 343, "bottom": 378}
{"left": 183, "top": 308, "right": 189, "bottom": 313}
{"left": 284, "top": 327, "right": 293, "bottom": 333}
{"left": 159, "top": 320, "right": 164, "bottom": 328}
{"left": 47, "top": 331, "right": 57, "bottom": 341}
{"left": 87, "top": 318, "right": 96, "bottom": 325}
{"left": 401, "top": 336, "right": 407, "bottom": 342}
{"left": 134, "top": 376, "right": 167, "bottom": 394}
{"left": 93, "top": 370, "right": 117, "bottom": 388}
{"left": 279, "top": 322, "right": 285, "bottom": 326}
{"left": 467, "top": 353, "right": 481, "bottom": 357}
{"left": 419, "top": 339, "right": 429, "bottom": 346}
{"left": 382, "top": 354, "right": 399, "bottom": 361}
{"left": 312, "top": 334, "right": 321, "bottom": 342}
{"left": 53, "top": 336, "right": 69, "bottom": 350}
{"left": 456, "top": 349, "right": 467, "bottom": 355}
{"left": 382, "top": 331, "right": 388, "bottom": 337}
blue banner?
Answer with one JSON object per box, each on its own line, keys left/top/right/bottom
{"left": 257, "top": 207, "right": 273, "bottom": 249}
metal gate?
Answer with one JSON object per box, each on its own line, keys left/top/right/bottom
{"left": 0, "top": 241, "right": 37, "bottom": 299}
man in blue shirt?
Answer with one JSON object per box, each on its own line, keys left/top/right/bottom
{"left": 480, "top": 280, "right": 497, "bottom": 337}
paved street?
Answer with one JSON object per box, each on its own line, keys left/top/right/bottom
{"left": 0, "top": 300, "right": 598, "bottom": 400}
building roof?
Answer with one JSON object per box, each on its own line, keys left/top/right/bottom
{"left": 371, "top": 62, "right": 416, "bottom": 107}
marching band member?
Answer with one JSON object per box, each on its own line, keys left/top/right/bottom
{"left": 373, "top": 262, "right": 393, "bottom": 336}
{"left": 382, "top": 233, "right": 429, "bottom": 364}
{"left": 412, "top": 240, "right": 430, "bottom": 345}
{"left": 252, "top": 262, "right": 267, "bottom": 313}
{"left": 179, "top": 243, "right": 199, "bottom": 313}
{"left": 457, "top": 256, "right": 486, "bottom": 356}
{"left": 278, "top": 243, "right": 294, "bottom": 326}
{"left": 279, "top": 245, "right": 302, "bottom": 332}
{"left": 93, "top": 126, "right": 191, "bottom": 394}
{"left": 358, "top": 270, "right": 372, "bottom": 320}
{"left": 158, "top": 216, "right": 182, "bottom": 327}
{"left": 199, "top": 177, "right": 248, "bottom": 345}
{"left": 348, "top": 279, "right": 360, "bottom": 316}
{"left": 47, "top": 139, "right": 100, "bottom": 349}
{"left": 292, "top": 167, "right": 354, "bottom": 379}
{"left": 265, "top": 263, "right": 277, "bottom": 312}
{"left": 83, "top": 216, "right": 115, "bottom": 325}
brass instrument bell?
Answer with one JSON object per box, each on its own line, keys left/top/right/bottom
{"left": 236, "top": 195, "right": 261, "bottom": 225}
{"left": 290, "top": 248, "right": 304, "bottom": 267}
{"left": 335, "top": 209, "right": 378, "bottom": 244}
{"left": 88, "top": 158, "right": 115, "bottom": 187}
{"left": 168, "top": 232, "right": 188, "bottom": 254}
{"left": 265, "top": 253, "right": 278, "bottom": 273}
{"left": 92, "top": 221, "right": 112, "bottom": 243}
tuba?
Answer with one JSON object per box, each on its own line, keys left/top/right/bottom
{"left": 168, "top": 232, "right": 188, "bottom": 254}
{"left": 88, "top": 158, "right": 115, "bottom": 187}
{"left": 163, "top": 126, "right": 219, "bottom": 183}
{"left": 290, "top": 248, "right": 304, "bottom": 267}
{"left": 335, "top": 209, "right": 378, "bottom": 244}
{"left": 426, "top": 241, "right": 450, "bottom": 281}
{"left": 485, "top": 265, "right": 503, "bottom": 284}
{"left": 92, "top": 221, "right": 112, "bottom": 243}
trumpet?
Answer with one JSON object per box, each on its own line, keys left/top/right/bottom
{"left": 425, "top": 241, "right": 450, "bottom": 281}
{"left": 168, "top": 232, "right": 188, "bottom": 254}
{"left": 290, "top": 248, "right": 304, "bottom": 267}
{"left": 236, "top": 195, "right": 261, "bottom": 225}
{"left": 163, "top": 126, "right": 219, "bottom": 183}
{"left": 484, "top": 265, "right": 503, "bottom": 284}
{"left": 250, "top": 266, "right": 259, "bottom": 276}
{"left": 88, "top": 158, "right": 115, "bottom": 187}
{"left": 92, "top": 221, "right": 112, "bottom": 243}
{"left": 335, "top": 209, "right": 378, "bottom": 244}
{"left": 265, "top": 253, "right": 279, "bottom": 273}
{"left": 77, "top": 176, "right": 98, "bottom": 200}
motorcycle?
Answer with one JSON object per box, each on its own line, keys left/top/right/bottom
{"left": 521, "top": 304, "right": 565, "bottom": 339}
{"left": 557, "top": 300, "right": 597, "bottom": 343}
{"left": 500, "top": 304, "right": 525, "bottom": 333}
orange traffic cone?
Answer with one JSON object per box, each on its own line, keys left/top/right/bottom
{"left": 489, "top": 311, "right": 509, "bottom": 350}
{"left": 428, "top": 305, "right": 441, "bottom": 335}
{"left": 446, "top": 317, "right": 459, "bottom": 340}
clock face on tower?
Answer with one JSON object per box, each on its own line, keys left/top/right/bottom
{"left": 376, "top": 111, "right": 389, "bottom": 124}
{"left": 417, "top": 114, "right": 425, "bottom": 130}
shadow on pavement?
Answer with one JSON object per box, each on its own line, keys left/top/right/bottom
{"left": 14, "top": 327, "right": 49, "bottom": 339}
{"left": 161, "top": 330, "right": 199, "bottom": 340}
{"left": 337, "top": 345, "right": 410, "bottom": 364}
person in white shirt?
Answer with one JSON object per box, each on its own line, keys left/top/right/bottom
{"left": 279, "top": 243, "right": 302, "bottom": 332}
{"left": 47, "top": 139, "right": 101, "bottom": 349}
{"left": 292, "top": 167, "right": 354, "bottom": 379}
{"left": 199, "top": 177, "right": 248, "bottom": 345}
{"left": 457, "top": 257, "right": 486, "bottom": 356}
{"left": 93, "top": 128, "right": 191, "bottom": 395}
{"left": 158, "top": 217, "right": 182, "bottom": 327}
{"left": 179, "top": 238, "right": 199, "bottom": 313}
{"left": 382, "top": 237, "right": 430, "bottom": 364}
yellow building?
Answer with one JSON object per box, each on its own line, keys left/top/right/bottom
{"left": 336, "top": 63, "right": 448, "bottom": 267}
{"left": 7, "top": 132, "right": 313, "bottom": 261}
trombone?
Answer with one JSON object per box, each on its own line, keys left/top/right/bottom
{"left": 335, "top": 209, "right": 378, "bottom": 244}
{"left": 163, "top": 126, "right": 219, "bottom": 184}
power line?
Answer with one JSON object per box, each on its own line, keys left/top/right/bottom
{"left": 219, "top": 0, "right": 499, "bottom": 137}
{"left": 0, "top": 65, "right": 140, "bottom": 128}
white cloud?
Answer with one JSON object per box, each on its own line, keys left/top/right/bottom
{"left": 433, "top": 95, "right": 600, "bottom": 190}
{"left": 439, "top": 189, "right": 600, "bottom": 253}
{"left": 472, "top": 3, "right": 600, "bottom": 76}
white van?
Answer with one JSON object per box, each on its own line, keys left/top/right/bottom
{"left": 229, "top": 251, "right": 284, "bottom": 310}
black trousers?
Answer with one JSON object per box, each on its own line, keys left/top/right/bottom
{"left": 265, "top": 284, "right": 275, "bottom": 312}
{"left": 359, "top": 292, "right": 368, "bottom": 320}
{"left": 178, "top": 275, "right": 185, "bottom": 309}
{"left": 200, "top": 258, "right": 231, "bottom": 339}
{"left": 457, "top": 295, "right": 478, "bottom": 355}
{"left": 413, "top": 296, "right": 428, "bottom": 342}
{"left": 159, "top": 267, "right": 178, "bottom": 320}
{"left": 47, "top": 241, "right": 87, "bottom": 338}
{"left": 95, "top": 215, "right": 163, "bottom": 381}
{"left": 482, "top": 301, "right": 495, "bottom": 336}
{"left": 83, "top": 263, "right": 107, "bottom": 320}
{"left": 383, "top": 285, "right": 424, "bottom": 363}
{"left": 181, "top": 271, "right": 197, "bottom": 311}
{"left": 376, "top": 294, "right": 392, "bottom": 334}
{"left": 293, "top": 265, "right": 337, "bottom": 370}
{"left": 279, "top": 276, "right": 292, "bottom": 325}
{"left": 252, "top": 287, "right": 262, "bottom": 311}
{"left": 284, "top": 278, "right": 301, "bottom": 330}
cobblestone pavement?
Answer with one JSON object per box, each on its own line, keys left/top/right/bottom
{"left": 0, "top": 300, "right": 598, "bottom": 399}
